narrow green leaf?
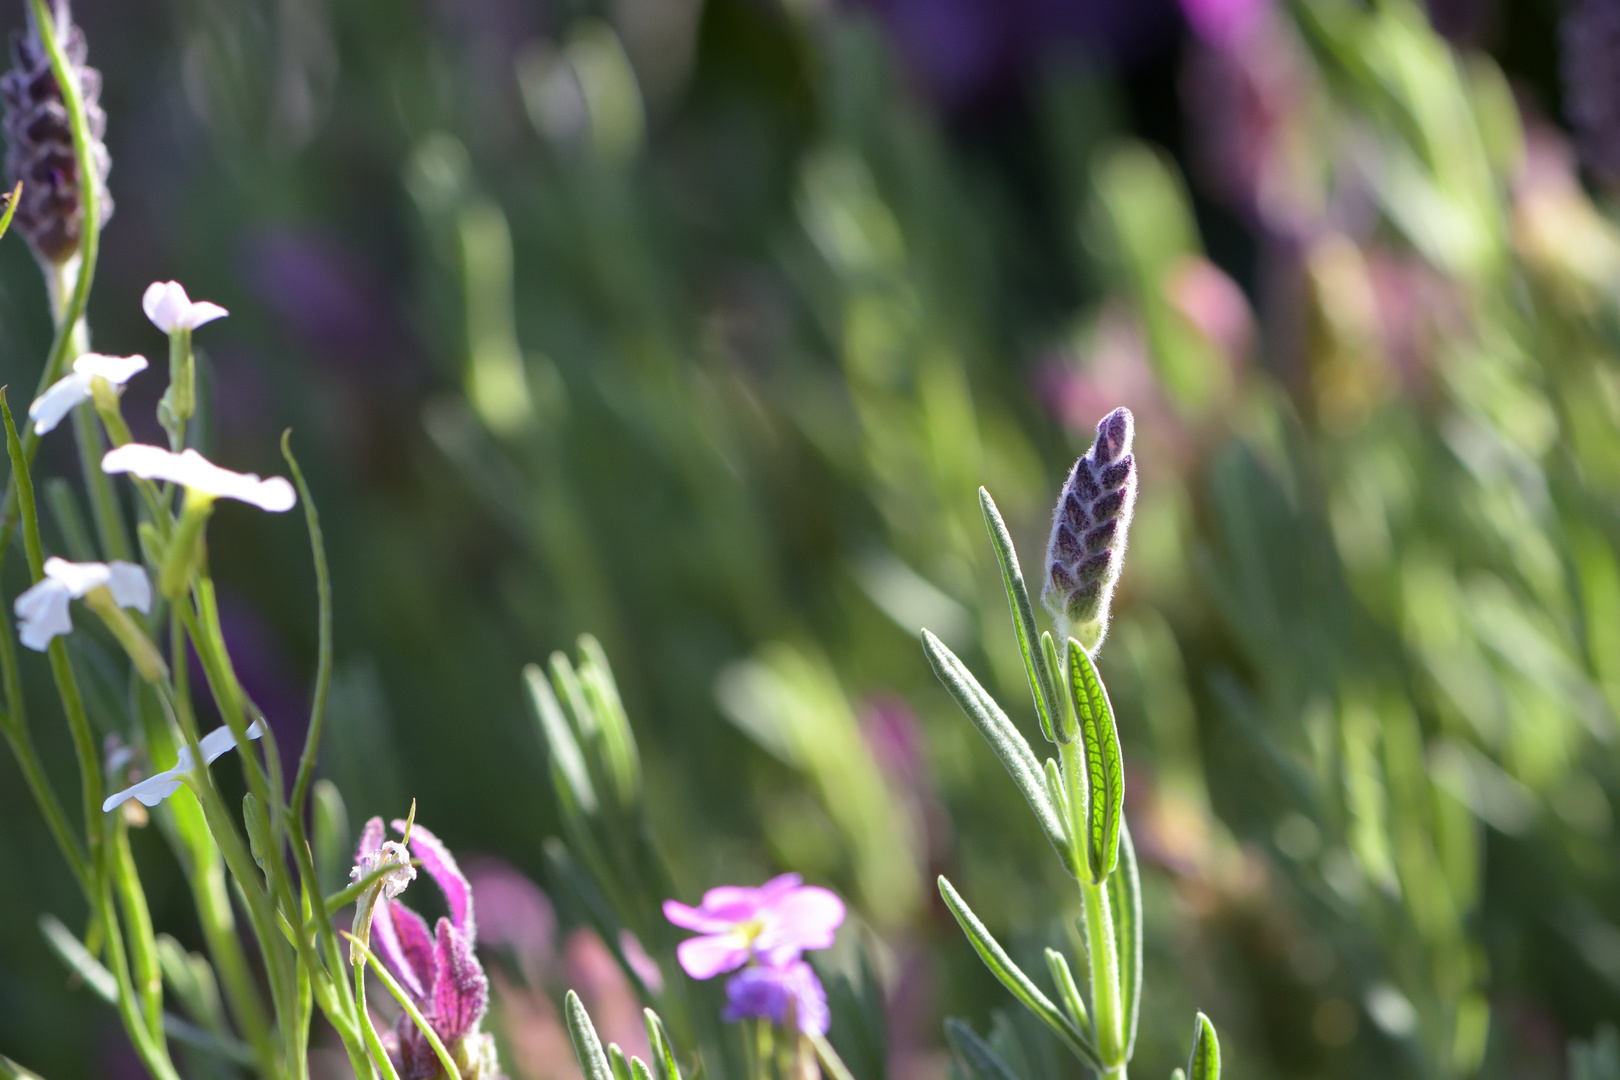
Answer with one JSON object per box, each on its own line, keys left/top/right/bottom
{"left": 1067, "top": 637, "right": 1123, "bottom": 883}
{"left": 526, "top": 664, "right": 599, "bottom": 813}
{"left": 608, "top": 1043, "right": 633, "bottom": 1080}
{"left": 643, "top": 1009, "right": 683, "bottom": 1080}
{"left": 1188, "top": 1013, "right": 1220, "bottom": 1080}
{"left": 923, "top": 631, "right": 1080, "bottom": 878}
{"left": 1042, "top": 757, "right": 1071, "bottom": 841}
{"left": 1041, "top": 632, "right": 1073, "bottom": 742}
{"left": 345, "top": 932, "right": 462, "bottom": 1080}
{"left": 579, "top": 635, "right": 641, "bottom": 810}
{"left": 980, "top": 487, "right": 1059, "bottom": 744}
{"left": 0, "top": 181, "right": 22, "bottom": 243}
{"left": 937, "top": 877, "right": 1102, "bottom": 1069}
{"left": 1170, "top": 1071, "right": 1187, "bottom": 1080}
{"left": 0, "top": 1052, "right": 45, "bottom": 1080}
{"left": 944, "top": 1019, "right": 1022, "bottom": 1080}
{"left": 566, "top": 990, "right": 614, "bottom": 1080}
{"left": 1044, "top": 949, "right": 1091, "bottom": 1033}
{"left": 629, "top": 1059, "right": 656, "bottom": 1080}
{"left": 1112, "top": 817, "right": 1144, "bottom": 1056}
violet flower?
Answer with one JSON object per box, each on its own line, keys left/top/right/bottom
{"left": 664, "top": 873, "right": 844, "bottom": 1036}
{"left": 354, "top": 817, "right": 501, "bottom": 1080}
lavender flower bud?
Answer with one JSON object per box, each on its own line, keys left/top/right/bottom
{"left": 1041, "top": 407, "right": 1137, "bottom": 652}
{"left": 0, "top": 0, "right": 112, "bottom": 265}
{"left": 1564, "top": 0, "right": 1620, "bottom": 186}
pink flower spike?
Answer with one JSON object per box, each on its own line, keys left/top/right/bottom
{"left": 143, "top": 280, "right": 228, "bottom": 333}
{"left": 664, "top": 874, "right": 846, "bottom": 981}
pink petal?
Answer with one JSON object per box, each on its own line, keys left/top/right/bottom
{"left": 431, "top": 919, "right": 489, "bottom": 1046}
{"left": 355, "top": 816, "right": 384, "bottom": 862}
{"left": 391, "top": 901, "right": 438, "bottom": 998}
{"left": 676, "top": 934, "right": 749, "bottom": 980}
{"left": 758, "top": 886, "right": 845, "bottom": 956}
{"left": 393, "top": 819, "right": 474, "bottom": 938}
{"left": 370, "top": 899, "right": 427, "bottom": 1001}
{"left": 663, "top": 899, "right": 736, "bottom": 935}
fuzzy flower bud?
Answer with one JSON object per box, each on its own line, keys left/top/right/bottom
{"left": 1041, "top": 407, "right": 1137, "bottom": 652}
{"left": 0, "top": 0, "right": 112, "bottom": 265}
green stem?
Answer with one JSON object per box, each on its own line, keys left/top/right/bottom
{"left": 0, "top": 711, "right": 88, "bottom": 892}
{"left": 111, "top": 819, "right": 164, "bottom": 1042}
{"left": 97, "top": 873, "right": 181, "bottom": 1080}
{"left": 1080, "top": 879, "right": 1124, "bottom": 1073}
{"left": 189, "top": 852, "right": 279, "bottom": 1078}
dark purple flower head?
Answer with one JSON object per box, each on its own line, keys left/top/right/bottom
{"left": 663, "top": 874, "right": 845, "bottom": 980}
{"left": 723, "top": 960, "right": 830, "bottom": 1036}
{"left": 355, "top": 817, "right": 493, "bottom": 1079}
{"left": 1042, "top": 407, "right": 1137, "bottom": 653}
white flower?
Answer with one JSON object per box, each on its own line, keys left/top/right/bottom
{"left": 28, "top": 353, "right": 148, "bottom": 435}
{"left": 102, "top": 720, "right": 264, "bottom": 812}
{"left": 15, "top": 557, "right": 152, "bottom": 651}
{"left": 143, "top": 281, "right": 228, "bottom": 334}
{"left": 101, "top": 445, "right": 296, "bottom": 512}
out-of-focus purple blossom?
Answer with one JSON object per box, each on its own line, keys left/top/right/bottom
{"left": 722, "top": 960, "right": 830, "bottom": 1036}
{"left": 619, "top": 929, "right": 665, "bottom": 995}
{"left": 355, "top": 817, "right": 495, "bottom": 1080}
{"left": 1164, "top": 255, "right": 1255, "bottom": 368}
{"left": 1563, "top": 0, "right": 1620, "bottom": 187}
{"left": 1178, "top": 0, "right": 1266, "bottom": 50}
{"left": 663, "top": 874, "right": 845, "bottom": 979}
{"left": 467, "top": 858, "right": 556, "bottom": 987}
{"left": 855, "top": 0, "right": 1179, "bottom": 108}
{"left": 861, "top": 695, "right": 953, "bottom": 865}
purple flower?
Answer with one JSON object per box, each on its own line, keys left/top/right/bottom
{"left": 662, "top": 874, "right": 845, "bottom": 980}
{"left": 355, "top": 817, "right": 495, "bottom": 1079}
{"left": 723, "top": 960, "right": 830, "bottom": 1036}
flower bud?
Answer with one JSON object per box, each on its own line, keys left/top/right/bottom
{"left": 0, "top": 1, "right": 112, "bottom": 265}
{"left": 1041, "top": 407, "right": 1137, "bottom": 652}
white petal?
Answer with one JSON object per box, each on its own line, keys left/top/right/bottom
{"left": 183, "top": 301, "right": 229, "bottom": 329}
{"left": 14, "top": 579, "right": 72, "bottom": 651}
{"left": 143, "top": 281, "right": 189, "bottom": 333}
{"left": 102, "top": 768, "right": 184, "bottom": 811}
{"left": 107, "top": 561, "right": 152, "bottom": 613}
{"left": 72, "top": 352, "right": 148, "bottom": 386}
{"left": 44, "top": 556, "right": 112, "bottom": 598}
{"left": 28, "top": 373, "right": 92, "bottom": 435}
{"left": 101, "top": 445, "right": 297, "bottom": 513}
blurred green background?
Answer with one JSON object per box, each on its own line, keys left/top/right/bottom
{"left": 3, "top": 0, "right": 1618, "bottom": 1076}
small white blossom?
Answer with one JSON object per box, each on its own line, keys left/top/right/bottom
{"left": 101, "top": 445, "right": 296, "bottom": 512}
{"left": 143, "top": 281, "right": 228, "bottom": 334}
{"left": 101, "top": 720, "right": 264, "bottom": 812}
{"left": 28, "top": 353, "right": 148, "bottom": 435}
{"left": 351, "top": 838, "right": 417, "bottom": 901}
{"left": 15, "top": 557, "right": 152, "bottom": 651}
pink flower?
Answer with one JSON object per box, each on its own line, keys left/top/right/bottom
{"left": 662, "top": 873, "right": 845, "bottom": 980}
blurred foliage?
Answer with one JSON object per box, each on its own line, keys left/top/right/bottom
{"left": 0, "top": 0, "right": 1616, "bottom": 1077}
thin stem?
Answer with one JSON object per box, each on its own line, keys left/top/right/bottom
{"left": 188, "top": 851, "right": 279, "bottom": 1077}
{"left": 111, "top": 818, "right": 164, "bottom": 1042}
{"left": 1079, "top": 879, "right": 1124, "bottom": 1073}
{"left": 0, "top": 711, "right": 88, "bottom": 892}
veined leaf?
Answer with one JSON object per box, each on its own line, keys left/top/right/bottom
{"left": 1112, "top": 818, "right": 1144, "bottom": 1056}
{"left": 1067, "top": 638, "right": 1123, "bottom": 883}
{"left": 980, "top": 487, "right": 1060, "bottom": 743}
{"left": 937, "top": 876, "right": 1102, "bottom": 1069}
{"left": 567, "top": 991, "right": 614, "bottom": 1080}
{"left": 944, "top": 1019, "right": 1022, "bottom": 1080}
{"left": 1188, "top": 1013, "right": 1220, "bottom": 1080}
{"left": 924, "top": 631, "right": 1080, "bottom": 877}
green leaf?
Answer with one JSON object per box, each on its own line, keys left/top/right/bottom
{"left": 608, "top": 1043, "right": 633, "bottom": 1080}
{"left": 643, "top": 1009, "right": 683, "bottom": 1080}
{"left": 629, "top": 1059, "right": 656, "bottom": 1080}
{"left": 1170, "top": 1071, "right": 1187, "bottom": 1080}
{"left": 1040, "top": 631, "right": 1073, "bottom": 742}
{"left": 1111, "top": 817, "right": 1144, "bottom": 1056}
{"left": 0, "top": 1051, "right": 45, "bottom": 1080}
{"left": 923, "top": 631, "right": 1080, "bottom": 878}
{"left": 1043, "top": 949, "right": 1090, "bottom": 1033}
{"left": 944, "top": 1019, "right": 1022, "bottom": 1080}
{"left": 527, "top": 663, "right": 599, "bottom": 814}
{"left": 0, "top": 181, "right": 22, "bottom": 243}
{"left": 1067, "top": 638, "right": 1123, "bottom": 883}
{"left": 937, "top": 877, "right": 1102, "bottom": 1069}
{"left": 980, "top": 487, "right": 1060, "bottom": 744}
{"left": 567, "top": 990, "right": 614, "bottom": 1080}
{"left": 1188, "top": 1013, "right": 1220, "bottom": 1080}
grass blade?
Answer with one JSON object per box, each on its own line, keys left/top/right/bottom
{"left": 1188, "top": 1013, "right": 1220, "bottom": 1080}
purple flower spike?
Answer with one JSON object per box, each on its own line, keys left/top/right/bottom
{"left": 723, "top": 960, "right": 830, "bottom": 1036}
{"left": 1041, "top": 407, "right": 1138, "bottom": 653}
{"left": 663, "top": 873, "right": 845, "bottom": 979}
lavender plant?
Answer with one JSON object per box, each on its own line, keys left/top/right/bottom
{"left": 0, "top": 4, "right": 508, "bottom": 1078}
{"left": 924, "top": 408, "right": 1217, "bottom": 1080}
